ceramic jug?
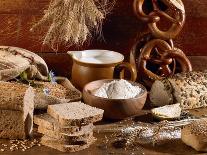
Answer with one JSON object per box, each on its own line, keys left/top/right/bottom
{"left": 68, "top": 50, "right": 137, "bottom": 90}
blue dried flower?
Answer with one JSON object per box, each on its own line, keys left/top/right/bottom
{"left": 48, "top": 70, "right": 56, "bottom": 84}
{"left": 43, "top": 88, "right": 50, "bottom": 96}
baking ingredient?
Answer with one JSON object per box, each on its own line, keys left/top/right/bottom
{"left": 94, "top": 80, "right": 142, "bottom": 99}
{"left": 181, "top": 118, "right": 207, "bottom": 152}
{"left": 31, "top": 0, "right": 114, "bottom": 48}
{"left": 150, "top": 71, "right": 207, "bottom": 109}
{"left": 151, "top": 103, "right": 182, "bottom": 120}
{"left": 0, "top": 139, "right": 41, "bottom": 152}
{"left": 27, "top": 78, "right": 82, "bottom": 110}
{"left": 113, "top": 121, "right": 181, "bottom": 147}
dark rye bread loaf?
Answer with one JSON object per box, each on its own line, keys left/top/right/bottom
{"left": 34, "top": 114, "right": 93, "bottom": 134}
{"left": 47, "top": 102, "right": 104, "bottom": 126}
{"left": 0, "top": 82, "right": 34, "bottom": 139}
{"left": 181, "top": 119, "right": 207, "bottom": 152}
{"left": 41, "top": 135, "right": 96, "bottom": 152}
{"left": 150, "top": 71, "right": 207, "bottom": 109}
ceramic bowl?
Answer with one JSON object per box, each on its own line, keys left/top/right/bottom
{"left": 83, "top": 79, "right": 147, "bottom": 119}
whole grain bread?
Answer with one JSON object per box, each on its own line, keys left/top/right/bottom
{"left": 37, "top": 125, "right": 93, "bottom": 142}
{"left": 181, "top": 118, "right": 207, "bottom": 152}
{"left": 150, "top": 71, "right": 207, "bottom": 109}
{"left": 0, "top": 82, "right": 34, "bottom": 139}
{"left": 0, "top": 82, "right": 33, "bottom": 111}
{"left": 47, "top": 102, "right": 104, "bottom": 126}
{"left": 41, "top": 135, "right": 96, "bottom": 152}
{"left": 34, "top": 114, "right": 94, "bottom": 134}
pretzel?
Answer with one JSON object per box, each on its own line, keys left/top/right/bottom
{"left": 161, "top": 48, "right": 192, "bottom": 72}
{"left": 137, "top": 39, "right": 192, "bottom": 86}
{"left": 133, "top": 0, "right": 185, "bottom": 39}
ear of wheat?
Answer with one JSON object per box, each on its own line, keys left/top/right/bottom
{"left": 31, "top": 0, "right": 115, "bottom": 50}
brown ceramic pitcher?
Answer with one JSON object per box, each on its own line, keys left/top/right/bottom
{"left": 68, "top": 50, "right": 137, "bottom": 90}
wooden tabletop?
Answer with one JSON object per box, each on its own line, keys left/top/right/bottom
{"left": 1, "top": 108, "right": 207, "bottom": 155}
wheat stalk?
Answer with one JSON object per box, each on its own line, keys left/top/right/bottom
{"left": 31, "top": 0, "right": 115, "bottom": 49}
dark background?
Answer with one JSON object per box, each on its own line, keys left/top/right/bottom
{"left": 0, "top": 0, "right": 206, "bottom": 77}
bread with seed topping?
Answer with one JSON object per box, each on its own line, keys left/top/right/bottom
{"left": 181, "top": 118, "right": 207, "bottom": 152}
{"left": 150, "top": 71, "right": 207, "bottom": 109}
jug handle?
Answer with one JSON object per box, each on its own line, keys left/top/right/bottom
{"left": 113, "top": 62, "right": 137, "bottom": 82}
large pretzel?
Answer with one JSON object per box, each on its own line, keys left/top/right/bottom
{"left": 133, "top": 0, "right": 185, "bottom": 39}
{"left": 137, "top": 39, "right": 192, "bottom": 86}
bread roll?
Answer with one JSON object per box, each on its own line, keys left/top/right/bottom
{"left": 181, "top": 119, "right": 207, "bottom": 152}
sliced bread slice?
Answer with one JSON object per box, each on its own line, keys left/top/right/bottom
{"left": 41, "top": 135, "right": 96, "bottom": 152}
{"left": 47, "top": 102, "right": 104, "bottom": 126}
{"left": 37, "top": 125, "right": 93, "bottom": 142}
{"left": 34, "top": 114, "right": 94, "bottom": 134}
{"left": 151, "top": 103, "right": 182, "bottom": 120}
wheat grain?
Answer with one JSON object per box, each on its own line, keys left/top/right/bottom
{"left": 31, "top": 0, "right": 115, "bottom": 49}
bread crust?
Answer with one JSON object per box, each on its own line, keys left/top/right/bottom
{"left": 181, "top": 119, "right": 207, "bottom": 152}
{"left": 47, "top": 102, "right": 104, "bottom": 126}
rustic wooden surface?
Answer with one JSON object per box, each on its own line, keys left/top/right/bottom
{"left": 1, "top": 107, "right": 207, "bottom": 155}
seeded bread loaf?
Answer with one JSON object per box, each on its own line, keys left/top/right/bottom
{"left": 181, "top": 119, "right": 207, "bottom": 152}
{"left": 37, "top": 125, "right": 93, "bottom": 142}
{"left": 41, "top": 135, "right": 96, "bottom": 152}
{"left": 150, "top": 71, "right": 207, "bottom": 109}
{"left": 34, "top": 114, "right": 94, "bottom": 134}
{"left": 0, "top": 82, "right": 34, "bottom": 139}
{"left": 47, "top": 102, "right": 104, "bottom": 126}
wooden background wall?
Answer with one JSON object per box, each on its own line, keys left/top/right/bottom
{"left": 0, "top": 0, "right": 207, "bottom": 77}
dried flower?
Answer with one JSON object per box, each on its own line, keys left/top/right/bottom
{"left": 43, "top": 88, "right": 51, "bottom": 96}
{"left": 48, "top": 70, "right": 56, "bottom": 84}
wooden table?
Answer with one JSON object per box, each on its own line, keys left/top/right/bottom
{"left": 1, "top": 108, "right": 207, "bottom": 155}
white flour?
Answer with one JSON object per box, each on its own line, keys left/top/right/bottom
{"left": 94, "top": 80, "right": 142, "bottom": 99}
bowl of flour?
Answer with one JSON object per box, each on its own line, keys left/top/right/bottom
{"left": 83, "top": 79, "right": 147, "bottom": 119}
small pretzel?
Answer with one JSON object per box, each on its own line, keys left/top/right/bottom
{"left": 136, "top": 39, "right": 192, "bottom": 86}
{"left": 161, "top": 49, "right": 192, "bottom": 72}
{"left": 133, "top": 0, "right": 185, "bottom": 39}
{"left": 138, "top": 39, "right": 173, "bottom": 81}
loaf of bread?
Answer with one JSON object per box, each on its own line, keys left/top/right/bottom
{"left": 150, "top": 71, "right": 207, "bottom": 109}
{"left": 181, "top": 119, "right": 207, "bottom": 152}
{"left": 41, "top": 135, "right": 96, "bottom": 152}
{"left": 34, "top": 114, "right": 93, "bottom": 134}
{"left": 47, "top": 102, "right": 104, "bottom": 126}
{"left": 0, "top": 82, "right": 34, "bottom": 139}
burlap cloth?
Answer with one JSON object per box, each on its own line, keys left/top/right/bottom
{"left": 0, "top": 46, "right": 48, "bottom": 81}
{"left": 33, "top": 77, "right": 82, "bottom": 109}
{"left": 0, "top": 46, "right": 82, "bottom": 109}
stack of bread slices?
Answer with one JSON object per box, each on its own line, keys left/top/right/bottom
{"left": 34, "top": 102, "right": 104, "bottom": 152}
